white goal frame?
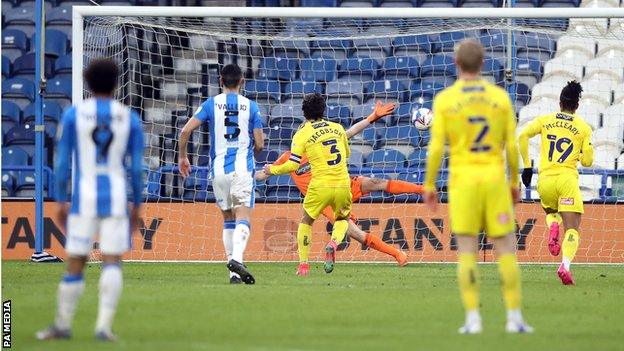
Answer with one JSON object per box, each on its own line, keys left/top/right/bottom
{"left": 71, "top": 6, "right": 624, "bottom": 104}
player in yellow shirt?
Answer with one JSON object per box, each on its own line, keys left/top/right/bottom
{"left": 518, "top": 81, "right": 593, "bottom": 285}
{"left": 424, "top": 40, "right": 532, "bottom": 334}
{"left": 265, "top": 93, "right": 351, "bottom": 274}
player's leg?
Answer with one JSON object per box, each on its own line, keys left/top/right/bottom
{"left": 346, "top": 220, "right": 407, "bottom": 266}
{"left": 324, "top": 186, "right": 352, "bottom": 273}
{"left": 36, "top": 215, "right": 94, "bottom": 340}
{"left": 360, "top": 176, "right": 423, "bottom": 195}
{"left": 555, "top": 174, "right": 584, "bottom": 285}
{"left": 221, "top": 210, "right": 240, "bottom": 283}
{"left": 226, "top": 172, "right": 256, "bottom": 284}
{"left": 537, "top": 175, "right": 563, "bottom": 256}
{"left": 296, "top": 210, "right": 316, "bottom": 275}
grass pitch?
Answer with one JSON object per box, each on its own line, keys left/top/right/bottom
{"left": 3, "top": 261, "right": 623, "bottom": 351}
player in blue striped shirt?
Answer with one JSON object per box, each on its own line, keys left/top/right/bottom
{"left": 37, "top": 59, "right": 144, "bottom": 342}
{"left": 178, "top": 64, "right": 264, "bottom": 284}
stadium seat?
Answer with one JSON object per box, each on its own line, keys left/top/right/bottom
{"left": 300, "top": 57, "right": 337, "bottom": 82}
{"left": 593, "top": 126, "right": 624, "bottom": 146}
{"left": 2, "top": 55, "right": 11, "bottom": 78}
{"left": 15, "top": 170, "right": 46, "bottom": 197}
{"left": 541, "top": 0, "right": 580, "bottom": 6}
{"left": 614, "top": 84, "right": 624, "bottom": 105}
{"left": 556, "top": 35, "right": 596, "bottom": 59}
{"left": 513, "top": 82, "right": 531, "bottom": 106}
{"left": 284, "top": 18, "right": 324, "bottom": 35}
{"left": 271, "top": 39, "right": 311, "bottom": 57}
{"left": 461, "top": 0, "right": 501, "bottom": 7}
{"left": 409, "top": 81, "right": 445, "bottom": 104}
{"left": 2, "top": 145, "right": 29, "bottom": 166}
{"left": 244, "top": 80, "right": 281, "bottom": 103}
{"left": 324, "top": 104, "right": 350, "bottom": 127}
{"left": 2, "top": 101, "right": 21, "bottom": 125}
{"left": 258, "top": 57, "right": 299, "bottom": 81}
{"left": 381, "top": 56, "right": 420, "bottom": 80}
{"left": 419, "top": 0, "right": 458, "bottom": 7}
{"left": 364, "top": 79, "right": 406, "bottom": 102}
{"left": 580, "top": 79, "right": 614, "bottom": 107}
{"left": 284, "top": 81, "right": 324, "bottom": 98}
{"left": 311, "top": 31, "right": 353, "bottom": 60}
{"left": 326, "top": 78, "right": 364, "bottom": 106}
{"left": 183, "top": 169, "right": 210, "bottom": 192}
{"left": 265, "top": 126, "right": 296, "bottom": 148}
{"left": 270, "top": 105, "right": 304, "bottom": 128}
{"left": 592, "top": 144, "right": 622, "bottom": 169}
{"left": 46, "top": 5, "right": 72, "bottom": 30}
{"left": 301, "top": 0, "right": 338, "bottom": 6}
{"left": 379, "top": 0, "right": 417, "bottom": 6}
{"left": 437, "top": 31, "right": 469, "bottom": 53}
{"left": 574, "top": 101, "right": 603, "bottom": 130}
{"left": 392, "top": 35, "right": 433, "bottom": 60}
{"left": 2, "top": 77, "right": 35, "bottom": 107}
{"left": 348, "top": 148, "right": 365, "bottom": 168}
{"left": 365, "top": 149, "right": 407, "bottom": 170}
{"left": 531, "top": 80, "right": 563, "bottom": 101}
{"left": 407, "top": 148, "right": 428, "bottom": 169}
{"left": 603, "top": 105, "right": 624, "bottom": 131}
{"left": 265, "top": 174, "right": 298, "bottom": 193}
{"left": 608, "top": 17, "right": 624, "bottom": 37}
{"left": 31, "top": 29, "right": 69, "bottom": 58}
{"left": 4, "top": 6, "right": 35, "bottom": 36}
{"left": 481, "top": 57, "right": 503, "bottom": 84}
{"left": 45, "top": 77, "right": 72, "bottom": 106}
{"left": 518, "top": 100, "right": 558, "bottom": 125}
{"left": 2, "top": 171, "right": 15, "bottom": 197}
{"left": 338, "top": 57, "right": 379, "bottom": 80}
{"left": 420, "top": 55, "right": 457, "bottom": 86}
{"left": 543, "top": 56, "right": 583, "bottom": 81}
{"left": 22, "top": 101, "right": 62, "bottom": 123}
{"left": 53, "top": 54, "right": 72, "bottom": 78}
{"left": 379, "top": 126, "right": 420, "bottom": 156}
{"left": 584, "top": 57, "right": 624, "bottom": 86}
{"left": 339, "top": 0, "right": 376, "bottom": 6}
{"left": 512, "top": 58, "right": 542, "bottom": 88}
{"left": 2, "top": 29, "right": 29, "bottom": 62}
{"left": 352, "top": 35, "right": 393, "bottom": 62}
{"left": 255, "top": 150, "right": 280, "bottom": 166}
{"left": 515, "top": 32, "right": 556, "bottom": 62}
{"left": 12, "top": 53, "right": 54, "bottom": 79}
{"left": 479, "top": 30, "right": 509, "bottom": 62}
{"left": 568, "top": 17, "right": 608, "bottom": 37}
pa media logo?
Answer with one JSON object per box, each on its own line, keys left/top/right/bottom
{"left": 3, "top": 300, "right": 11, "bottom": 348}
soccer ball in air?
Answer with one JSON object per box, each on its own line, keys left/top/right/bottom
{"left": 411, "top": 107, "right": 433, "bottom": 130}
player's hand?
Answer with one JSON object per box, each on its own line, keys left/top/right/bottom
{"left": 366, "top": 101, "right": 396, "bottom": 123}
{"left": 423, "top": 190, "right": 439, "bottom": 212}
{"left": 130, "top": 205, "right": 141, "bottom": 233}
{"left": 511, "top": 186, "right": 520, "bottom": 204}
{"left": 255, "top": 170, "right": 270, "bottom": 181}
{"left": 521, "top": 168, "right": 533, "bottom": 188}
{"left": 55, "top": 202, "right": 70, "bottom": 232}
{"left": 179, "top": 157, "right": 191, "bottom": 178}
{"left": 263, "top": 164, "right": 272, "bottom": 176}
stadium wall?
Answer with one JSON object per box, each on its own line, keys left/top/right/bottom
{"left": 2, "top": 201, "right": 623, "bottom": 263}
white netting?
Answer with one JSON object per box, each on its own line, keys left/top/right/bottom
{"left": 80, "top": 12, "right": 624, "bottom": 263}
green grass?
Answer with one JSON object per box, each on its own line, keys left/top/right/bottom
{"left": 3, "top": 261, "right": 624, "bottom": 351}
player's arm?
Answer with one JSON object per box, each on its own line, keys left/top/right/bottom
{"left": 54, "top": 107, "right": 76, "bottom": 230}
{"left": 504, "top": 96, "right": 520, "bottom": 190}
{"left": 423, "top": 96, "right": 446, "bottom": 209}
{"left": 251, "top": 101, "right": 265, "bottom": 153}
{"left": 256, "top": 152, "right": 289, "bottom": 181}
{"left": 128, "top": 111, "right": 145, "bottom": 232}
{"left": 178, "top": 117, "right": 202, "bottom": 178}
{"left": 517, "top": 116, "right": 542, "bottom": 187}
{"left": 266, "top": 132, "right": 305, "bottom": 175}
{"left": 345, "top": 101, "right": 396, "bottom": 139}
{"left": 580, "top": 128, "right": 594, "bottom": 167}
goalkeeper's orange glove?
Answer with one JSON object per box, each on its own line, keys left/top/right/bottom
{"left": 366, "top": 101, "right": 396, "bottom": 123}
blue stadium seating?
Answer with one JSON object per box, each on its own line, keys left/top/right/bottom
{"left": 244, "top": 80, "right": 281, "bottom": 102}
{"left": 381, "top": 56, "right": 420, "bottom": 80}
{"left": 482, "top": 57, "right": 503, "bottom": 83}
{"left": 183, "top": 169, "right": 210, "bottom": 192}
{"left": 364, "top": 79, "right": 406, "bottom": 102}
{"left": 351, "top": 102, "right": 377, "bottom": 123}
{"left": 338, "top": 57, "right": 379, "bottom": 79}
{"left": 480, "top": 30, "right": 510, "bottom": 62}
{"left": 4, "top": 125, "right": 35, "bottom": 157}
{"left": 41, "top": 29, "right": 69, "bottom": 57}
{"left": 420, "top": 55, "right": 457, "bottom": 85}
{"left": 312, "top": 32, "right": 354, "bottom": 57}
{"left": 365, "top": 149, "right": 407, "bottom": 169}
{"left": 284, "top": 81, "right": 324, "bottom": 97}
{"left": 515, "top": 32, "right": 555, "bottom": 62}
{"left": 438, "top": 31, "right": 469, "bottom": 52}
{"left": 4, "top": 6, "right": 35, "bottom": 35}
{"left": 265, "top": 127, "right": 295, "bottom": 148}
{"left": 2, "top": 145, "right": 29, "bottom": 166}
{"left": 45, "top": 77, "right": 72, "bottom": 105}
{"left": 14, "top": 170, "right": 46, "bottom": 197}
{"left": 2, "top": 101, "right": 21, "bottom": 124}
{"left": 2, "top": 77, "right": 35, "bottom": 107}
{"left": 407, "top": 148, "right": 428, "bottom": 169}
{"left": 53, "top": 53, "right": 72, "bottom": 78}
{"left": 45, "top": 5, "right": 72, "bottom": 37}
{"left": 23, "top": 101, "right": 62, "bottom": 122}
{"left": 300, "top": 57, "right": 337, "bottom": 82}
{"left": 379, "top": 126, "right": 420, "bottom": 147}
{"left": 256, "top": 150, "right": 280, "bottom": 165}
{"left": 12, "top": 53, "right": 54, "bottom": 78}
{"left": 513, "top": 82, "right": 531, "bottom": 105}
{"left": 265, "top": 175, "right": 299, "bottom": 200}
{"left": 2, "top": 55, "right": 11, "bottom": 78}
{"left": 272, "top": 39, "right": 311, "bottom": 57}
{"left": 2, "top": 171, "right": 16, "bottom": 197}
{"left": 2, "top": 29, "right": 28, "bottom": 61}
{"left": 392, "top": 35, "right": 433, "bottom": 55}
{"left": 326, "top": 103, "right": 351, "bottom": 127}
{"left": 326, "top": 78, "right": 364, "bottom": 104}
{"left": 409, "top": 81, "right": 445, "bottom": 103}
{"left": 301, "top": 0, "right": 338, "bottom": 6}
{"left": 348, "top": 148, "right": 365, "bottom": 167}
{"left": 270, "top": 103, "right": 303, "bottom": 123}
{"left": 258, "top": 57, "right": 299, "bottom": 81}
{"left": 284, "top": 18, "right": 324, "bottom": 35}
{"left": 514, "top": 57, "right": 542, "bottom": 84}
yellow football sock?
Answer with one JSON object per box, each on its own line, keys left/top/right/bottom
{"left": 562, "top": 229, "right": 580, "bottom": 268}
{"left": 546, "top": 213, "right": 562, "bottom": 227}
{"left": 297, "top": 223, "right": 312, "bottom": 263}
{"left": 498, "top": 253, "right": 521, "bottom": 310}
{"left": 457, "top": 253, "right": 480, "bottom": 311}
{"left": 331, "top": 219, "right": 348, "bottom": 244}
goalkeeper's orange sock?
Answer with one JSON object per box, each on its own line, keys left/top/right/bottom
{"left": 385, "top": 180, "right": 424, "bottom": 195}
{"left": 365, "top": 234, "right": 400, "bottom": 259}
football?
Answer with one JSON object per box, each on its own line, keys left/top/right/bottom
{"left": 411, "top": 107, "right": 433, "bottom": 130}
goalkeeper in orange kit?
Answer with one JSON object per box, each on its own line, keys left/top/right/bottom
{"left": 257, "top": 100, "right": 423, "bottom": 275}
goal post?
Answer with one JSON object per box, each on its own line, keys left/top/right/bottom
{"left": 70, "top": 6, "right": 624, "bottom": 263}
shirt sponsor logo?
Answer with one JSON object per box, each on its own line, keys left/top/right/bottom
{"left": 555, "top": 113, "right": 574, "bottom": 121}
{"left": 560, "top": 198, "right": 574, "bottom": 205}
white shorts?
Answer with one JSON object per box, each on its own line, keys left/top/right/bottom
{"left": 65, "top": 215, "right": 130, "bottom": 256}
{"left": 213, "top": 172, "right": 254, "bottom": 211}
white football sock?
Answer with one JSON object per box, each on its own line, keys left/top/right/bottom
{"left": 55, "top": 273, "right": 85, "bottom": 330}
{"left": 507, "top": 309, "right": 523, "bottom": 323}
{"left": 95, "top": 263, "right": 122, "bottom": 333}
{"left": 466, "top": 309, "right": 481, "bottom": 325}
{"left": 232, "top": 220, "right": 251, "bottom": 264}
{"left": 223, "top": 221, "right": 238, "bottom": 278}
{"left": 562, "top": 257, "right": 571, "bottom": 270}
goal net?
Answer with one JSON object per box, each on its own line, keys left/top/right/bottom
{"left": 73, "top": 7, "right": 624, "bottom": 263}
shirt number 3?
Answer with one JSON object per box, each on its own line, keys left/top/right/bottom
{"left": 322, "top": 139, "right": 342, "bottom": 166}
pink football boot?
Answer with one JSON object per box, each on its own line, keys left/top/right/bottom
{"left": 296, "top": 262, "right": 310, "bottom": 276}
{"left": 548, "top": 221, "right": 561, "bottom": 256}
{"left": 557, "top": 263, "right": 575, "bottom": 285}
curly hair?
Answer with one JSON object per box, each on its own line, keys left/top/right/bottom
{"left": 83, "top": 58, "right": 118, "bottom": 95}
{"left": 560, "top": 80, "right": 583, "bottom": 112}
{"left": 301, "top": 92, "right": 326, "bottom": 121}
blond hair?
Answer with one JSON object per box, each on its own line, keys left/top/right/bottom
{"left": 455, "top": 39, "right": 484, "bottom": 74}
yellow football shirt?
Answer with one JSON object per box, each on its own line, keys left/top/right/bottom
{"left": 518, "top": 111, "right": 594, "bottom": 177}
{"left": 269, "top": 119, "right": 350, "bottom": 188}
{"left": 424, "top": 79, "right": 519, "bottom": 191}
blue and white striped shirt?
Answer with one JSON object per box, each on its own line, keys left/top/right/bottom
{"left": 55, "top": 98, "right": 144, "bottom": 217}
{"left": 194, "top": 93, "right": 263, "bottom": 177}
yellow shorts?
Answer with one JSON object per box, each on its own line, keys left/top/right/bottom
{"left": 537, "top": 173, "right": 584, "bottom": 214}
{"left": 448, "top": 178, "right": 515, "bottom": 238}
{"left": 303, "top": 186, "right": 352, "bottom": 220}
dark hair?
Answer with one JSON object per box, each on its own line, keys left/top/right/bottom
{"left": 560, "top": 80, "right": 583, "bottom": 112}
{"left": 83, "top": 58, "right": 118, "bottom": 95}
{"left": 301, "top": 93, "right": 326, "bottom": 121}
{"left": 220, "top": 64, "right": 243, "bottom": 89}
